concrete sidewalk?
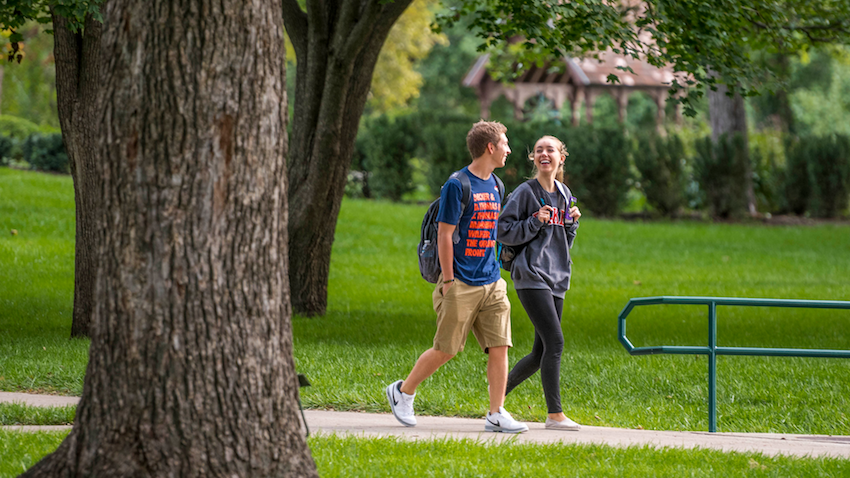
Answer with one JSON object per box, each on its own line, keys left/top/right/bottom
{"left": 3, "top": 392, "right": 848, "bottom": 459}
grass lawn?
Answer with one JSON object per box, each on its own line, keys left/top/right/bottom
{"left": 2, "top": 166, "right": 849, "bottom": 440}
{"left": 0, "top": 403, "right": 75, "bottom": 426}
{"left": 1, "top": 430, "right": 847, "bottom": 478}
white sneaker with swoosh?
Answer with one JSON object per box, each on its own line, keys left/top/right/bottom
{"left": 386, "top": 380, "right": 416, "bottom": 427}
{"left": 485, "top": 407, "right": 528, "bottom": 433}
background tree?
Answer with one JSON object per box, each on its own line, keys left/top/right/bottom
{"left": 282, "top": 0, "right": 414, "bottom": 316}
{"left": 22, "top": 0, "right": 317, "bottom": 475}
{"left": 1, "top": 1, "right": 104, "bottom": 338}
{"left": 367, "top": 0, "right": 447, "bottom": 113}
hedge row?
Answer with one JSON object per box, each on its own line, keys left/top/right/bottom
{"left": 349, "top": 112, "right": 850, "bottom": 219}
{"left": 0, "top": 115, "right": 68, "bottom": 174}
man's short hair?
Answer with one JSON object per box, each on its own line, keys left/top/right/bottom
{"left": 466, "top": 121, "right": 507, "bottom": 159}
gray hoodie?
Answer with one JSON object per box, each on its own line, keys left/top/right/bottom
{"left": 497, "top": 179, "right": 578, "bottom": 298}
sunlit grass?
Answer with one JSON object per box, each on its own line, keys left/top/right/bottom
{"left": 0, "top": 403, "right": 75, "bottom": 426}
{"left": 2, "top": 430, "right": 847, "bottom": 478}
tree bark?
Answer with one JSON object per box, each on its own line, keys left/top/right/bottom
{"left": 283, "top": 0, "right": 413, "bottom": 316}
{"left": 708, "top": 79, "right": 758, "bottom": 216}
{"left": 23, "top": 0, "right": 317, "bottom": 476}
{"left": 51, "top": 10, "right": 102, "bottom": 339}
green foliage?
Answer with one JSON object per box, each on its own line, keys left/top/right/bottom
{"left": 783, "top": 134, "right": 850, "bottom": 217}
{"left": 693, "top": 134, "right": 751, "bottom": 218}
{"left": 357, "top": 115, "right": 418, "bottom": 201}
{"left": 22, "top": 133, "right": 68, "bottom": 174}
{"left": 561, "top": 125, "right": 632, "bottom": 217}
{"left": 497, "top": 119, "right": 548, "bottom": 192}
{"left": 750, "top": 146, "right": 784, "bottom": 215}
{"left": 782, "top": 138, "right": 810, "bottom": 215}
{"left": 801, "top": 135, "right": 850, "bottom": 218}
{"left": 412, "top": 15, "right": 484, "bottom": 117}
{"left": 419, "top": 113, "right": 478, "bottom": 196}
{"left": 0, "top": 135, "right": 13, "bottom": 165}
{"left": 634, "top": 133, "right": 687, "bottom": 216}
{"left": 367, "top": 0, "right": 447, "bottom": 113}
{"left": 0, "top": 1, "right": 104, "bottom": 44}
{"left": 748, "top": 128, "right": 786, "bottom": 213}
{"left": 0, "top": 114, "right": 42, "bottom": 140}
{"left": 791, "top": 57, "right": 850, "bottom": 137}
{"left": 0, "top": 24, "right": 59, "bottom": 127}
{"left": 437, "top": 1, "right": 850, "bottom": 117}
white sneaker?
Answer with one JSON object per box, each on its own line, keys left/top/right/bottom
{"left": 485, "top": 407, "right": 528, "bottom": 433}
{"left": 545, "top": 416, "right": 581, "bottom": 431}
{"left": 386, "top": 380, "right": 416, "bottom": 427}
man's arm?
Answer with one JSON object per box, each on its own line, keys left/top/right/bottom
{"left": 437, "top": 221, "right": 456, "bottom": 294}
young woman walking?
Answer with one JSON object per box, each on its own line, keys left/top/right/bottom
{"left": 497, "top": 135, "right": 582, "bottom": 430}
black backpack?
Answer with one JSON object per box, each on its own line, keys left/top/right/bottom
{"left": 418, "top": 170, "right": 505, "bottom": 283}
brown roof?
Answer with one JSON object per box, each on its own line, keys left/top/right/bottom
{"left": 464, "top": 50, "right": 677, "bottom": 90}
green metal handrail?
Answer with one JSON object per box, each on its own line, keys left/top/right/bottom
{"left": 618, "top": 296, "right": 850, "bottom": 432}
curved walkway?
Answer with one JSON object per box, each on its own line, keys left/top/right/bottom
{"left": 2, "top": 392, "right": 848, "bottom": 459}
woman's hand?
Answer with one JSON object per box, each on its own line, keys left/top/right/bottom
{"left": 537, "top": 205, "right": 554, "bottom": 224}
{"left": 568, "top": 206, "right": 581, "bottom": 221}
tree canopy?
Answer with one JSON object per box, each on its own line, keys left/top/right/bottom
{"left": 439, "top": 0, "right": 850, "bottom": 116}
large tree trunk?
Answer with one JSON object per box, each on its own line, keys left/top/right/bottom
{"left": 282, "top": 0, "right": 413, "bottom": 316}
{"left": 708, "top": 79, "right": 758, "bottom": 216}
{"left": 23, "top": 0, "right": 317, "bottom": 476}
{"left": 51, "top": 11, "right": 102, "bottom": 339}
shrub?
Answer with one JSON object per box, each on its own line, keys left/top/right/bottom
{"left": 498, "top": 119, "right": 549, "bottom": 193}
{"left": 358, "top": 115, "right": 418, "bottom": 201}
{"left": 561, "top": 125, "right": 632, "bottom": 217}
{"left": 0, "top": 135, "right": 13, "bottom": 166}
{"left": 782, "top": 137, "right": 810, "bottom": 215}
{"left": 751, "top": 146, "right": 784, "bottom": 214}
{"left": 692, "top": 134, "right": 750, "bottom": 218}
{"left": 420, "top": 114, "right": 478, "bottom": 197}
{"left": 0, "top": 115, "right": 42, "bottom": 140}
{"left": 804, "top": 134, "right": 850, "bottom": 218}
{"left": 23, "top": 133, "right": 69, "bottom": 174}
{"left": 347, "top": 135, "right": 371, "bottom": 199}
{"left": 633, "top": 132, "right": 687, "bottom": 216}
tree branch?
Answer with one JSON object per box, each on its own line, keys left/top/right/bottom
{"left": 742, "top": 9, "right": 850, "bottom": 43}
{"left": 282, "top": 0, "right": 308, "bottom": 58}
{"left": 340, "top": 0, "right": 412, "bottom": 60}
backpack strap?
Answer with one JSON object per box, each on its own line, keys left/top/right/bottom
{"left": 446, "top": 170, "right": 472, "bottom": 244}
{"left": 555, "top": 180, "right": 572, "bottom": 208}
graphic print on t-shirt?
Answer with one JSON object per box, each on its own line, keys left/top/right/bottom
{"left": 465, "top": 192, "right": 500, "bottom": 257}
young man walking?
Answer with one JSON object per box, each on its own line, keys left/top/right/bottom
{"left": 386, "top": 121, "right": 528, "bottom": 433}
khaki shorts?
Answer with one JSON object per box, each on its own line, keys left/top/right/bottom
{"left": 432, "top": 274, "right": 512, "bottom": 355}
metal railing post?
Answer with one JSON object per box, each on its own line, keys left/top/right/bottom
{"left": 708, "top": 301, "right": 717, "bottom": 433}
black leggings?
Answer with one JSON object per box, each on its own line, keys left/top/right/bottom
{"left": 505, "top": 289, "right": 564, "bottom": 414}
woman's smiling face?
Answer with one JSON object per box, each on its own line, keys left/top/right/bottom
{"left": 533, "top": 137, "right": 563, "bottom": 173}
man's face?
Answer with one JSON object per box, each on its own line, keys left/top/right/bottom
{"left": 491, "top": 133, "right": 511, "bottom": 167}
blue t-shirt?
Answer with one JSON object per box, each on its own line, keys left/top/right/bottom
{"left": 436, "top": 167, "right": 502, "bottom": 286}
